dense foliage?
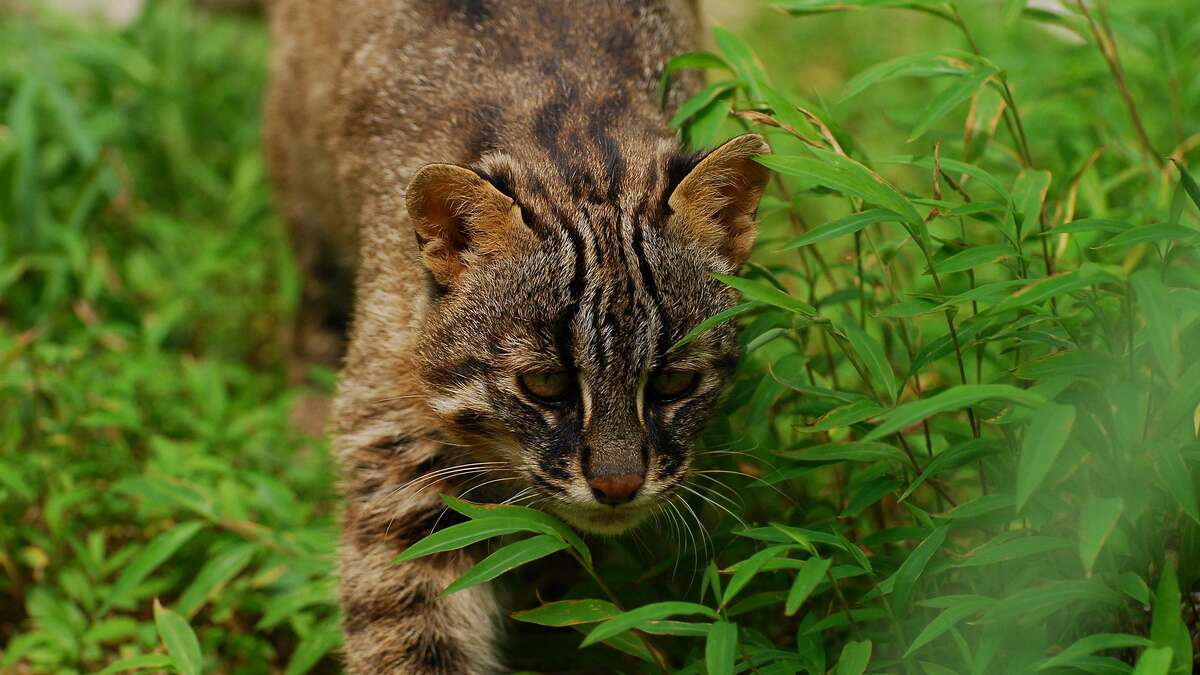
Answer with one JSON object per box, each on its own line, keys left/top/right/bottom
{"left": 3, "top": 1, "right": 1199, "bottom": 673}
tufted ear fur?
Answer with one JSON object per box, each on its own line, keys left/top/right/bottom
{"left": 666, "top": 133, "right": 771, "bottom": 268}
{"left": 406, "top": 164, "right": 535, "bottom": 286}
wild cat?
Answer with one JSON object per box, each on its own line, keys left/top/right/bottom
{"left": 264, "top": 0, "right": 770, "bottom": 672}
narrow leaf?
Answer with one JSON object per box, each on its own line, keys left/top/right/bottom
{"left": 865, "top": 385, "right": 1045, "bottom": 441}
{"left": 581, "top": 602, "right": 720, "bottom": 647}
{"left": 512, "top": 599, "right": 619, "bottom": 627}
{"left": 442, "top": 535, "right": 568, "bottom": 595}
{"left": 154, "top": 600, "right": 202, "bottom": 675}
{"left": 909, "top": 66, "right": 995, "bottom": 141}
{"left": 107, "top": 522, "right": 206, "bottom": 609}
{"left": 1015, "top": 403, "right": 1076, "bottom": 511}
{"left": 705, "top": 621, "right": 738, "bottom": 675}
{"left": 785, "top": 557, "right": 832, "bottom": 615}
{"left": 1078, "top": 497, "right": 1125, "bottom": 576}
{"left": 892, "top": 524, "right": 948, "bottom": 608}
{"left": 836, "top": 640, "right": 873, "bottom": 675}
{"left": 779, "top": 208, "right": 902, "bottom": 250}
{"left": 714, "top": 273, "right": 816, "bottom": 315}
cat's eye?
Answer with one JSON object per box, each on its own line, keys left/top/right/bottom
{"left": 518, "top": 371, "right": 571, "bottom": 404}
{"left": 647, "top": 370, "right": 700, "bottom": 402}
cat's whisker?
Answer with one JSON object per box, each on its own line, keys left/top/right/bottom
{"left": 695, "top": 468, "right": 795, "bottom": 504}
{"left": 388, "top": 462, "right": 508, "bottom": 497}
{"left": 687, "top": 480, "right": 741, "bottom": 511}
{"left": 670, "top": 494, "right": 705, "bottom": 588}
{"left": 690, "top": 472, "right": 744, "bottom": 505}
{"left": 674, "top": 492, "right": 711, "bottom": 563}
{"left": 679, "top": 482, "right": 747, "bottom": 530}
{"left": 501, "top": 486, "right": 537, "bottom": 506}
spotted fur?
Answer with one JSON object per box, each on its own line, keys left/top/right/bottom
{"left": 265, "top": 1, "right": 769, "bottom": 672}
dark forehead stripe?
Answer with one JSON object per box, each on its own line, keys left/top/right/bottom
{"left": 630, "top": 213, "right": 670, "bottom": 364}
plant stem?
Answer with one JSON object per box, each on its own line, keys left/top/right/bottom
{"left": 571, "top": 552, "right": 671, "bottom": 672}
{"left": 1073, "top": 0, "right": 1163, "bottom": 167}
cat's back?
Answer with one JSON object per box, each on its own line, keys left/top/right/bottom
{"left": 265, "top": 0, "right": 702, "bottom": 242}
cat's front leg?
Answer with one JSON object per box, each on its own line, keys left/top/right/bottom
{"left": 339, "top": 477, "right": 501, "bottom": 674}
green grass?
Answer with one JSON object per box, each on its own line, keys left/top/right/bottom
{"left": 3, "top": 1, "right": 1200, "bottom": 673}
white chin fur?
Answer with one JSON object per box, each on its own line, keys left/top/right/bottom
{"left": 551, "top": 503, "right": 652, "bottom": 536}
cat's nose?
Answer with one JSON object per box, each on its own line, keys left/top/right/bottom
{"left": 588, "top": 473, "right": 644, "bottom": 506}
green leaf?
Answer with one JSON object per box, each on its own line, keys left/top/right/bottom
{"left": 840, "top": 50, "right": 980, "bottom": 101}
{"left": 686, "top": 92, "right": 733, "bottom": 150}
{"left": 705, "top": 621, "right": 738, "bottom": 675}
{"left": 659, "top": 52, "right": 728, "bottom": 106}
{"left": 1150, "top": 562, "right": 1192, "bottom": 675}
{"left": 768, "top": 523, "right": 820, "bottom": 556}
{"left": 177, "top": 542, "right": 257, "bottom": 618}
{"left": 785, "top": 557, "right": 832, "bottom": 615}
{"left": 670, "top": 80, "right": 737, "bottom": 128}
{"left": 641, "top": 620, "right": 713, "bottom": 636}
{"left": 900, "top": 439, "right": 1002, "bottom": 502}
{"left": 779, "top": 208, "right": 902, "bottom": 250}
{"left": 836, "top": 639, "right": 873, "bottom": 675}
{"left": 836, "top": 312, "right": 899, "bottom": 403}
{"left": 394, "top": 519, "right": 544, "bottom": 563}
{"left": 842, "top": 477, "right": 903, "bottom": 517}
{"left": 800, "top": 399, "right": 885, "bottom": 432}
{"left": 581, "top": 602, "right": 720, "bottom": 647}
{"left": 1078, "top": 497, "right": 1125, "bottom": 575}
{"left": 1132, "top": 647, "right": 1175, "bottom": 675}
{"left": 760, "top": 81, "right": 821, "bottom": 138}
{"left": 154, "top": 600, "right": 202, "bottom": 675}
{"left": 759, "top": 151, "right": 925, "bottom": 234}
{"left": 443, "top": 535, "right": 568, "bottom": 595}
{"left": 1172, "top": 159, "right": 1200, "bottom": 212}
{"left": 1038, "top": 633, "right": 1155, "bottom": 671}
{"left": 712, "top": 27, "right": 764, "bottom": 100}
{"left": 892, "top": 524, "right": 947, "bottom": 608}
{"left": 573, "top": 624, "right": 654, "bottom": 662}
{"left": 1015, "top": 403, "right": 1077, "bottom": 511}
{"left": 909, "top": 65, "right": 995, "bottom": 141}
{"left": 723, "top": 545, "right": 794, "bottom": 606}
{"left": 1131, "top": 270, "right": 1180, "bottom": 379}
{"left": 981, "top": 580, "right": 1120, "bottom": 625}
{"left": 1153, "top": 444, "right": 1200, "bottom": 525}
{"left": 441, "top": 495, "right": 591, "bottom": 566}
{"left": 905, "top": 595, "right": 993, "bottom": 657}
{"left": 713, "top": 274, "right": 817, "bottom": 315}
{"left": 1096, "top": 224, "right": 1199, "bottom": 248}
{"left": 106, "top": 521, "right": 206, "bottom": 609}
{"left": 865, "top": 385, "right": 1045, "bottom": 441}
{"left": 990, "top": 270, "right": 1096, "bottom": 315}
{"left": 781, "top": 441, "right": 906, "bottom": 464}
{"left": 97, "top": 654, "right": 177, "bottom": 675}
{"left": 285, "top": 617, "right": 341, "bottom": 675}
{"left": 670, "top": 302, "right": 757, "bottom": 352}
{"left": 512, "top": 599, "right": 619, "bottom": 627}
{"left": 1049, "top": 217, "right": 1131, "bottom": 235}
{"left": 878, "top": 154, "right": 1010, "bottom": 202}
{"left": 955, "top": 535, "right": 1071, "bottom": 569}
{"left": 929, "top": 244, "right": 1014, "bottom": 275}
{"left": 1010, "top": 169, "right": 1052, "bottom": 241}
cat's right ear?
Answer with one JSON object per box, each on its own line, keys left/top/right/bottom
{"left": 405, "top": 164, "right": 535, "bottom": 286}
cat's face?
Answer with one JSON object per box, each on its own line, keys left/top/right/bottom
{"left": 409, "top": 134, "right": 769, "bottom": 534}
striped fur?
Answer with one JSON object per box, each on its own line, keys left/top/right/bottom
{"left": 264, "top": 1, "right": 768, "bottom": 672}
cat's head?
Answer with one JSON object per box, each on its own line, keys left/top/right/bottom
{"left": 408, "top": 133, "right": 770, "bottom": 534}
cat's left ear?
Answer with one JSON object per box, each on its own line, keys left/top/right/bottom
{"left": 406, "top": 164, "right": 535, "bottom": 287}
{"left": 666, "top": 133, "right": 771, "bottom": 268}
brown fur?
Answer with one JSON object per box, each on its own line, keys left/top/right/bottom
{"left": 264, "top": 1, "right": 768, "bottom": 672}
